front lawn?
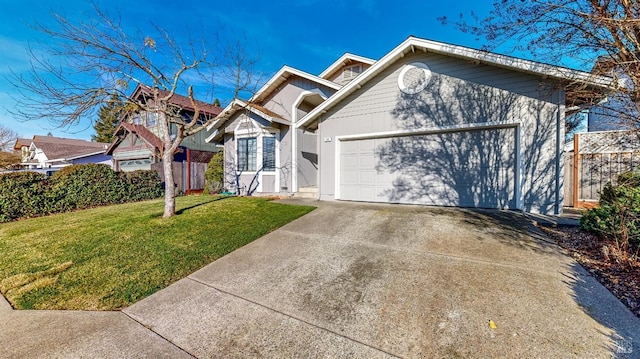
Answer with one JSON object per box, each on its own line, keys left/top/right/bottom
{"left": 0, "top": 196, "right": 314, "bottom": 310}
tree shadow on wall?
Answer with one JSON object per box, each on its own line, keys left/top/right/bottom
{"left": 376, "top": 74, "right": 558, "bottom": 211}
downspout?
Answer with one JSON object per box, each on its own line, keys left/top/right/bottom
{"left": 554, "top": 94, "right": 564, "bottom": 215}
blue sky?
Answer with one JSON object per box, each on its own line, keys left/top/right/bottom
{"left": 0, "top": 0, "right": 505, "bottom": 140}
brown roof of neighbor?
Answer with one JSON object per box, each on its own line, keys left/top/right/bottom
{"left": 31, "top": 135, "right": 110, "bottom": 160}
{"left": 134, "top": 85, "right": 223, "bottom": 116}
{"left": 13, "top": 138, "right": 32, "bottom": 150}
{"left": 105, "top": 123, "right": 164, "bottom": 155}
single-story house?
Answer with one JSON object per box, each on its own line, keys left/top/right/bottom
{"left": 17, "top": 135, "right": 112, "bottom": 175}
{"left": 207, "top": 36, "right": 613, "bottom": 215}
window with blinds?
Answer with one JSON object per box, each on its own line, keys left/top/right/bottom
{"left": 262, "top": 137, "right": 276, "bottom": 171}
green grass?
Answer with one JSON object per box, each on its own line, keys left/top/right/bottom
{"left": 0, "top": 196, "right": 314, "bottom": 310}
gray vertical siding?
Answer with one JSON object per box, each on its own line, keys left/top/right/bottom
{"left": 318, "top": 52, "right": 564, "bottom": 215}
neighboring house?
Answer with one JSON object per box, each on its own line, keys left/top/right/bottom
{"left": 105, "top": 84, "right": 222, "bottom": 191}
{"left": 16, "top": 135, "right": 111, "bottom": 175}
{"left": 13, "top": 138, "right": 32, "bottom": 162}
{"left": 208, "top": 36, "right": 613, "bottom": 215}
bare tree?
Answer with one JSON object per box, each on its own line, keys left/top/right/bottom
{"left": 0, "top": 125, "right": 18, "bottom": 152}
{"left": 440, "top": 0, "right": 640, "bottom": 131}
{"left": 9, "top": 5, "right": 259, "bottom": 217}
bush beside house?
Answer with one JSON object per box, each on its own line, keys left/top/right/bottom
{"left": 581, "top": 171, "right": 640, "bottom": 253}
{"left": 0, "top": 164, "right": 163, "bottom": 222}
{"left": 204, "top": 151, "right": 224, "bottom": 194}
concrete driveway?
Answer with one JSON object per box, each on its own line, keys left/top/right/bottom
{"left": 2, "top": 200, "right": 639, "bottom": 358}
{"left": 123, "top": 200, "right": 639, "bottom": 358}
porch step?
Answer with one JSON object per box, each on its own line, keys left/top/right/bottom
{"left": 294, "top": 186, "right": 318, "bottom": 199}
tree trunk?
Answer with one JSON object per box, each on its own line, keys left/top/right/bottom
{"left": 162, "top": 149, "right": 176, "bottom": 218}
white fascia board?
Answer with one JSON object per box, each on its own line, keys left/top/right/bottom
{"left": 300, "top": 36, "right": 616, "bottom": 128}
{"left": 206, "top": 100, "right": 239, "bottom": 131}
{"left": 205, "top": 99, "right": 289, "bottom": 143}
{"left": 249, "top": 66, "right": 341, "bottom": 103}
{"left": 319, "top": 53, "right": 376, "bottom": 79}
{"left": 63, "top": 150, "right": 110, "bottom": 161}
{"left": 205, "top": 129, "right": 221, "bottom": 143}
{"left": 412, "top": 38, "right": 613, "bottom": 87}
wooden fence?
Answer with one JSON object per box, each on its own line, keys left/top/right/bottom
{"left": 152, "top": 161, "right": 208, "bottom": 194}
{"left": 564, "top": 131, "right": 640, "bottom": 208}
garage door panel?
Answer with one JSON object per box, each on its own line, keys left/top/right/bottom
{"left": 341, "top": 170, "right": 359, "bottom": 185}
{"left": 339, "top": 128, "right": 516, "bottom": 209}
{"left": 358, "top": 170, "right": 376, "bottom": 184}
{"left": 358, "top": 154, "right": 375, "bottom": 168}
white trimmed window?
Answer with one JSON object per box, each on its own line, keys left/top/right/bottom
{"left": 237, "top": 137, "right": 257, "bottom": 171}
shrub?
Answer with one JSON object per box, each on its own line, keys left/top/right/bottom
{"left": 0, "top": 164, "right": 164, "bottom": 222}
{"left": 204, "top": 151, "right": 224, "bottom": 194}
{"left": 126, "top": 170, "right": 163, "bottom": 201}
{"left": 0, "top": 172, "right": 50, "bottom": 221}
{"left": 49, "top": 164, "right": 127, "bottom": 211}
{"left": 581, "top": 172, "right": 640, "bottom": 257}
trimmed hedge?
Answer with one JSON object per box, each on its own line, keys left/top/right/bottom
{"left": 125, "top": 170, "right": 163, "bottom": 201}
{"left": 0, "top": 164, "right": 163, "bottom": 222}
{"left": 0, "top": 172, "right": 50, "bottom": 222}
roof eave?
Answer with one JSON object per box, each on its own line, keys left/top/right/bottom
{"left": 300, "top": 36, "right": 616, "bottom": 128}
{"left": 249, "top": 66, "right": 341, "bottom": 104}
{"left": 319, "top": 53, "right": 377, "bottom": 79}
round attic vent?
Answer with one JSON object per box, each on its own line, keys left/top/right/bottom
{"left": 398, "top": 62, "right": 431, "bottom": 94}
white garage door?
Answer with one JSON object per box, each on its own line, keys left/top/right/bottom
{"left": 339, "top": 128, "right": 516, "bottom": 209}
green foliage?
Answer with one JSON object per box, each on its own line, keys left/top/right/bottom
{"left": 0, "top": 172, "right": 50, "bottom": 222}
{"left": 125, "top": 170, "right": 163, "bottom": 201}
{"left": 617, "top": 171, "right": 640, "bottom": 188}
{"left": 580, "top": 172, "right": 640, "bottom": 249}
{"left": 49, "top": 164, "right": 127, "bottom": 211}
{"left": 92, "top": 93, "right": 125, "bottom": 143}
{"left": 0, "top": 164, "right": 163, "bottom": 222}
{"left": 204, "top": 151, "right": 225, "bottom": 194}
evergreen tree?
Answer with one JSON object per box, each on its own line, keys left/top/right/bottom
{"left": 92, "top": 94, "right": 124, "bottom": 143}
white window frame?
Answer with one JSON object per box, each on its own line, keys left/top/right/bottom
{"left": 343, "top": 64, "right": 363, "bottom": 80}
{"left": 234, "top": 125, "right": 281, "bottom": 193}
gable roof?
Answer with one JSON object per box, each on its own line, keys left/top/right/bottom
{"left": 31, "top": 136, "right": 109, "bottom": 161}
{"left": 319, "top": 53, "right": 376, "bottom": 80}
{"left": 249, "top": 66, "right": 342, "bottom": 104}
{"left": 205, "top": 99, "right": 290, "bottom": 142}
{"left": 13, "top": 138, "right": 31, "bottom": 151}
{"left": 300, "top": 36, "right": 616, "bottom": 128}
{"left": 105, "top": 123, "right": 163, "bottom": 155}
{"left": 131, "top": 84, "right": 223, "bottom": 116}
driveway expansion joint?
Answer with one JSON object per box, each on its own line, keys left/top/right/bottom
{"left": 121, "top": 309, "right": 197, "bottom": 358}
{"left": 185, "top": 276, "right": 401, "bottom": 358}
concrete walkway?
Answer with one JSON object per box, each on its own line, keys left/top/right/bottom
{"left": 2, "top": 200, "right": 639, "bottom": 358}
